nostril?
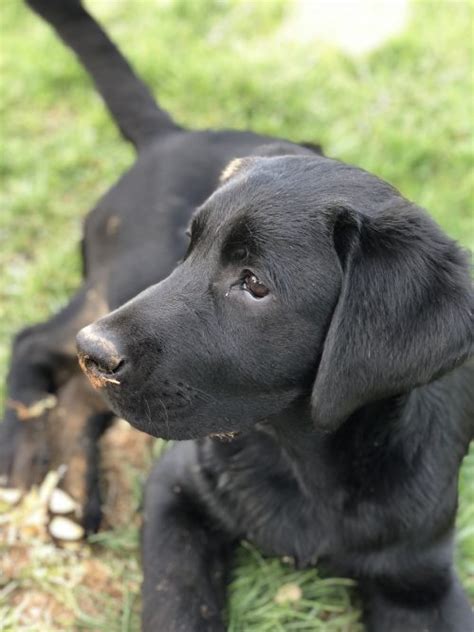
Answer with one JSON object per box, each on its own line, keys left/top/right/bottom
{"left": 76, "top": 326, "right": 126, "bottom": 380}
{"left": 111, "top": 357, "right": 125, "bottom": 374}
{"left": 94, "top": 351, "right": 123, "bottom": 374}
{"left": 82, "top": 353, "right": 124, "bottom": 376}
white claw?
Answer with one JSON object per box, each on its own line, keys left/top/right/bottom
{"left": 0, "top": 488, "right": 22, "bottom": 505}
{"left": 49, "top": 488, "right": 78, "bottom": 515}
{"left": 49, "top": 516, "right": 84, "bottom": 541}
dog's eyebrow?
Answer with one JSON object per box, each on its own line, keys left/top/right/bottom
{"left": 221, "top": 215, "right": 262, "bottom": 263}
{"left": 185, "top": 209, "right": 210, "bottom": 259}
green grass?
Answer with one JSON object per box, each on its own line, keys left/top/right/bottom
{"left": 0, "top": 0, "right": 473, "bottom": 630}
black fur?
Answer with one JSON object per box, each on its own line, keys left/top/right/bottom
{"left": 2, "top": 2, "right": 473, "bottom": 631}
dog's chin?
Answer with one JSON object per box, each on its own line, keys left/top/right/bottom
{"left": 106, "top": 402, "right": 189, "bottom": 439}
{"left": 124, "top": 418, "right": 241, "bottom": 442}
{"left": 103, "top": 394, "right": 239, "bottom": 441}
{"left": 124, "top": 415, "right": 240, "bottom": 442}
{"left": 124, "top": 416, "right": 196, "bottom": 440}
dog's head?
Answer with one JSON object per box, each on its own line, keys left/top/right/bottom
{"left": 77, "top": 155, "right": 472, "bottom": 439}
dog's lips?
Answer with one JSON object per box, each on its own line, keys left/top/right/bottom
{"left": 81, "top": 367, "right": 242, "bottom": 442}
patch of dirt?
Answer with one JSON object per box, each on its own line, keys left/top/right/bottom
{"left": 10, "top": 588, "right": 74, "bottom": 628}
{"left": 100, "top": 418, "right": 154, "bottom": 528}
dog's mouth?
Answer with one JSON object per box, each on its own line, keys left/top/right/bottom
{"left": 77, "top": 349, "right": 244, "bottom": 442}
{"left": 101, "top": 388, "right": 242, "bottom": 442}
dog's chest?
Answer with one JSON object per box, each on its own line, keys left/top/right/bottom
{"left": 197, "top": 431, "right": 337, "bottom": 566}
{"left": 195, "top": 420, "right": 457, "bottom": 572}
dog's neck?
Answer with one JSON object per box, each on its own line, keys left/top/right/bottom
{"left": 265, "top": 391, "right": 429, "bottom": 493}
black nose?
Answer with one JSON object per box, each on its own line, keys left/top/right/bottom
{"left": 76, "top": 324, "right": 125, "bottom": 385}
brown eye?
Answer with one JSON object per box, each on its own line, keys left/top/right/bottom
{"left": 242, "top": 271, "right": 269, "bottom": 298}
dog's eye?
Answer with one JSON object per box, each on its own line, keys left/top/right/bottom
{"left": 241, "top": 271, "right": 269, "bottom": 298}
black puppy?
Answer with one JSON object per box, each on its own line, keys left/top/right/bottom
{"left": 78, "top": 156, "right": 474, "bottom": 632}
{"left": 2, "top": 2, "right": 473, "bottom": 632}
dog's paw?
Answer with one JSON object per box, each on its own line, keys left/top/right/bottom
{"left": 0, "top": 465, "right": 85, "bottom": 547}
{"left": 0, "top": 375, "right": 105, "bottom": 538}
{"left": 0, "top": 407, "right": 51, "bottom": 489}
{"left": 1, "top": 373, "right": 154, "bottom": 544}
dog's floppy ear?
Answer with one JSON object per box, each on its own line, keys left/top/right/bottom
{"left": 311, "top": 202, "right": 473, "bottom": 431}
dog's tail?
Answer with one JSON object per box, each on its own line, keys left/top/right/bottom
{"left": 26, "top": 0, "right": 182, "bottom": 150}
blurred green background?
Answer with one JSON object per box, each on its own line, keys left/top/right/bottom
{"left": 0, "top": 1, "right": 472, "bottom": 630}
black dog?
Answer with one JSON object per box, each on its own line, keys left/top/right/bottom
{"left": 2, "top": 2, "right": 473, "bottom": 631}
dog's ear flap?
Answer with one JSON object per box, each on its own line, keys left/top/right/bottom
{"left": 311, "top": 202, "right": 473, "bottom": 431}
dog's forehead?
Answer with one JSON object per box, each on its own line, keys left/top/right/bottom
{"left": 192, "top": 154, "right": 399, "bottom": 252}
{"left": 196, "top": 157, "right": 318, "bottom": 236}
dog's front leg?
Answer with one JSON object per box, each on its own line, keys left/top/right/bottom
{"left": 141, "top": 442, "right": 235, "bottom": 632}
{"left": 362, "top": 570, "right": 474, "bottom": 632}
{"left": 0, "top": 284, "right": 109, "bottom": 489}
